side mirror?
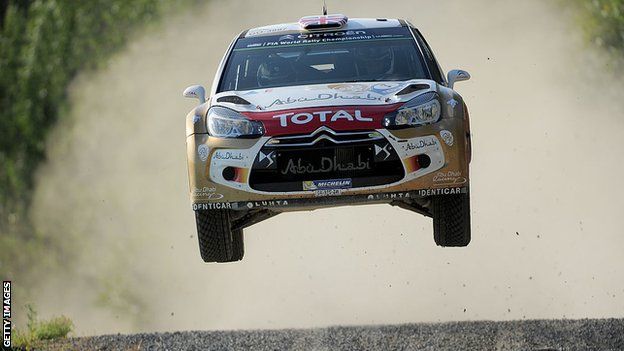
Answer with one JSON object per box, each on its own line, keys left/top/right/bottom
{"left": 447, "top": 70, "right": 471, "bottom": 89}
{"left": 183, "top": 85, "right": 206, "bottom": 104}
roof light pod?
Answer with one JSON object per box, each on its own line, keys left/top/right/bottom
{"left": 298, "top": 14, "right": 348, "bottom": 30}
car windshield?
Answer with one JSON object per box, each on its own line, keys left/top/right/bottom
{"left": 218, "top": 27, "right": 429, "bottom": 92}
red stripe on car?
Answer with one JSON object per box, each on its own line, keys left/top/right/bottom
{"left": 241, "top": 104, "right": 402, "bottom": 136}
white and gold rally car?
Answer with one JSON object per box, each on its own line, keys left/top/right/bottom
{"left": 183, "top": 14, "right": 472, "bottom": 262}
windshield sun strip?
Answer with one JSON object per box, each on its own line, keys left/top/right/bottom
{"left": 232, "top": 37, "right": 414, "bottom": 52}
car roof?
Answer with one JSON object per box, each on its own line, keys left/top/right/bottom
{"left": 243, "top": 17, "right": 407, "bottom": 38}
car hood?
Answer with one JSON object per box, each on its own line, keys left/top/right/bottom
{"left": 213, "top": 80, "right": 438, "bottom": 112}
{"left": 211, "top": 80, "right": 439, "bottom": 136}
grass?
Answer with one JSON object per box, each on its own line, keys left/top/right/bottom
{"left": 12, "top": 304, "right": 73, "bottom": 350}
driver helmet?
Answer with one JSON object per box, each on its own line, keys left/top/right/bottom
{"left": 257, "top": 55, "right": 295, "bottom": 86}
{"left": 355, "top": 46, "right": 394, "bottom": 76}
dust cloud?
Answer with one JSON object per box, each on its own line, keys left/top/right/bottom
{"left": 29, "top": 0, "right": 624, "bottom": 335}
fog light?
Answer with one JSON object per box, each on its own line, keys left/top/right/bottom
{"left": 222, "top": 167, "right": 236, "bottom": 181}
{"left": 417, "top": 154, "right": 431, "bottom": 168}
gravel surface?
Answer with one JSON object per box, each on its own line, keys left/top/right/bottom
{"left": 35, "top": 319, "right": 624, "bottom": 351}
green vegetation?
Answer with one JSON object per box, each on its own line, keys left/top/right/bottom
{"left": 0, "top": 0, "right": 191, "bottom": 281}
{"left": 12, "top": 304, "right": 73, "bottom": 349}
{"left": 574, "top": 0, "right": 624, "bottom": 57}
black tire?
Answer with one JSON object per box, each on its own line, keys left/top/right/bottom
{"left": 230, "top": 229, "right": 245, "bottom": 262}
{"left": 432, "top": 191, "right": 471, "bottom": 247}
{"left": 195, "top": 210, "right": 244, "bottom": 262}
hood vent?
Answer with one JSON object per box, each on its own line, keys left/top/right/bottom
{"left": 216, "top": 95, "right": 251, "bottom": 105}
{"left": 395, "top": 84, "right": 430, "bottom": 96}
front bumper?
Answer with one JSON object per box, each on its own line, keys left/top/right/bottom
{"left": 187, "top": 119, "right": 469, "bottom": 211}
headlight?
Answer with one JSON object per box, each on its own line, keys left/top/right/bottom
{"left": 207, "top": 106, "right": 265, "bottom": 138}
{"left": 383, "top": 92, "right": 441, "bottom": 129}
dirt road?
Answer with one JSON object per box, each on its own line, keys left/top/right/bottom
{"left": 40, "top": 319, "right": 624, "bottom": 350}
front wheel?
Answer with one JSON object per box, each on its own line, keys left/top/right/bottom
{"left": 195, "top": 209, "right": 244, "bottom": 262}
{"left": 432, "top": 191, "right": 471, "bottom": 247}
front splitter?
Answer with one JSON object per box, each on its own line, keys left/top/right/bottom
{"left": 191, "top": 186, "right": 468, "bottom": 212}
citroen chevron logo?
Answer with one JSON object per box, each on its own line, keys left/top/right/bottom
{"left": 259, "top": 151, "right": 275, "bottom": 167}
{"left": 375, "top": 144, "right": 391, "bottom": 160}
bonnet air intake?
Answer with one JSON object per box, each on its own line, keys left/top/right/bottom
{"left": 216, "top": 95, "right": 251, "bottom": 105}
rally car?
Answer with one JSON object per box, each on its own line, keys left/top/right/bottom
{"left": 183, "top": 14, "right": 472, "bottom": 263}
